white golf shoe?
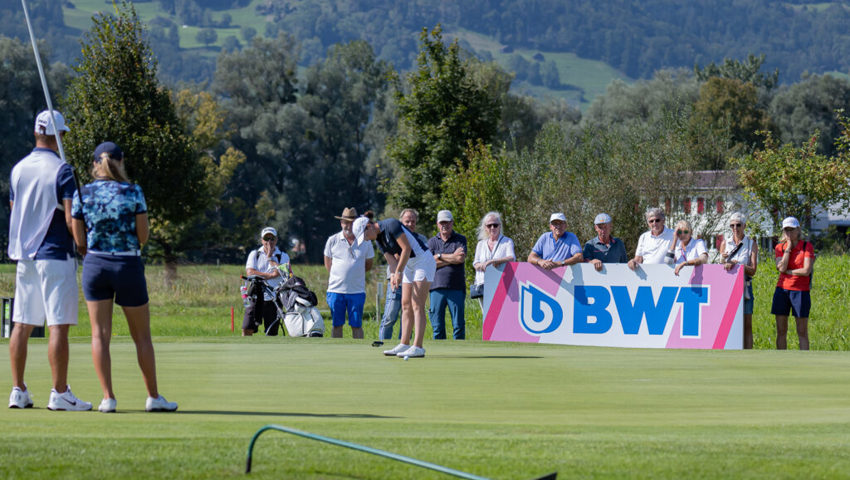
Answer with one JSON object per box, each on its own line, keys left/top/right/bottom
{"left": 383, "top": 343, "right": 410, "bottom": 356}
{"left": 145, "top": 395, "right": 178, "bottom": 412}
{"left": 397, "top": 345, "right": 425, "bottom": 358}
{"left": 9, "top": 386, "right": 33, "bottom": 409}
{"left": 47, "top": 386, "right": 92, "bottom": 411}
{"left": 98, "top": 398, "right": 117, "bottom": 413}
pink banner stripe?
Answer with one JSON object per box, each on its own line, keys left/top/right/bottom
{"left": 712, "top": 269, "right": 744, "bottom": 349}
{"left": 483, "top": 263, "right": 516, "bottom": 340}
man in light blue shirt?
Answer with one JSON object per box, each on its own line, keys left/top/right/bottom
{"left": 527, "top": 213, "right": 583, "bottom": 270}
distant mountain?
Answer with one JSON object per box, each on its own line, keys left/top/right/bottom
{"left": 3, "top": 0, "right": 849, "bottom": 105}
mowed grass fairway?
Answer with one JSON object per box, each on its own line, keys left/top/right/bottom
{"left": 2, "top": 339, "right": 850, "bottom": 479}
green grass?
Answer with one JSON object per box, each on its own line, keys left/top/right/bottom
{"left": 1, "top": 340, "right": 850, "bottom": 478}
{"left": 449, "top": 28, "right": 632, "bottom": 109}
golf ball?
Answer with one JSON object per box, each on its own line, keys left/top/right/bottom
{"left": 404, "top": 356, "right": 409, "bottom": 361}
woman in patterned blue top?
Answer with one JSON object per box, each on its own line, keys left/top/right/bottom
{"left": 71, "top": 142, "right": 176, "bottom": 413}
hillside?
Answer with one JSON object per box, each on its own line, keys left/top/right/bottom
{"left": 3, "top": 0, "right": 849, "bottom": 107}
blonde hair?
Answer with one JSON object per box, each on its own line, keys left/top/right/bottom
{"left": 477, "top": 211, "right": 503, "bottom": 242}
{"left": 92, "top": 151, "right": 129, "bottom": 183}
{"left": 674, "top": 219, "right": 693, "bottom": 234}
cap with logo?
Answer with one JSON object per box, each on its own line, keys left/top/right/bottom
{"left": 34, "top": 110, "right": 70, "bottom": 136}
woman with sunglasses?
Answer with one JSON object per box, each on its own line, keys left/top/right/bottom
{"left": 771, "top": 216, "right": 814, "bottom": 350}
{"left": 471, "top": 212, "right": 516, "bottom": 306}
{"left": 71, "top": 142, "right": 176, "bottom": 413}
{"left": 666, "top": 219, "right": 708, "bottom": 276}
{"left": 719, "top": 212, "right": 758, "bottom": 349}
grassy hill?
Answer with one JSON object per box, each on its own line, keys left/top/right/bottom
{"left": 59, "top": 0, "right": 628, "bottom": 108}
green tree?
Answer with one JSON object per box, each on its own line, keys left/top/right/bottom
{"left": 689, "top": 77, "right": 772, "bottom": 169}
{"left": 770, "top": 74, "right": 850, "bottom": 156}
{"left": 63, "top": 1, "right": 206, "bottom": 278}
{"left": 386, "top": 25, "right": 502, "bottom": 223}
{"left": 732, "top": 124, "right": 850, "bottom": 230}
{"left": 0, "top": 35, "right": 72, "bottom": 257}
{"left": 695, "top": 54, "right": 779, "bottom": 92}
{"left": 196, "top": 28, "right": 217, "bottom": 47}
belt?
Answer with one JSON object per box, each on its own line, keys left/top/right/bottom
{"left": 88, "top": 249, "right": 141, "bottom": 257}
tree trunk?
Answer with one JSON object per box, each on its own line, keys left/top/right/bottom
{"left": 163, "top": 244, "right": 178, "bottom": 288}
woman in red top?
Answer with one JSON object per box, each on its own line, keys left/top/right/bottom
{"left": 771, "top": 217, "right": 815, "bottom": 350}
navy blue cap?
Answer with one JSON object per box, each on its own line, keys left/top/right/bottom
{"left": 93, "top": 142, "right": 124, "bottom": 162}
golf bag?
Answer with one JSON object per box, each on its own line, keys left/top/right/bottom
{"left": 274, "top": 275, "right": 324, "bottom": 337}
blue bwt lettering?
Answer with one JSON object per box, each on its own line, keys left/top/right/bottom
{"left": 573, "top": 285, "right": 709, "bottom": 336}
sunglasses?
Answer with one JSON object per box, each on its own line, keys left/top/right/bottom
{"left": 730, "top": 223, "right": 742, "bottom": 228}
{"left": 677, "top": 230, "right": 690, "bottom": 235}
{"left": 486, "top": 224, "right": 500, "bottom": 229}
{"left": 262, "top": 237, "right": 276, "bottom": 242}
{"left": 783, "top": 227, "right": 796, "bottom": 232}
{"left": 648, "top": 218, "right": 662, "bottom": 224}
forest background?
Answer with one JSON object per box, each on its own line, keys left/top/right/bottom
{"left": 2, "top": 0, "right": 850, "bottom": 276}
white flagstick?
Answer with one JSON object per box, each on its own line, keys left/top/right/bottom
{"left": 20, "top": 0, "right": 67, "bottom": 163}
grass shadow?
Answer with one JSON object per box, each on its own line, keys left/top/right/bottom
{"left": 178, "top": 410, "right": 400, "bottom": 419}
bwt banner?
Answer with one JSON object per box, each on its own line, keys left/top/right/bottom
{"left": 482, "top": 263, "right": 743, "bottom": 349}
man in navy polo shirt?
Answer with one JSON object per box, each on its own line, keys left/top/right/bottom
{"left": 7, "top": 110, "right": 91, "bottom": 411}
{"left": 528, "top": 212, "right": 583, "bottom": 270}
{"left": 583, "top": 213, "right": 628, "bottom": 271}
{"left": 427, "top": 210, "right": 467, "bottom": 340}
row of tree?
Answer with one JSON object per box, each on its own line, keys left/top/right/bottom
{"left": 2, "top": 3, "right": 850, "bottom": 275}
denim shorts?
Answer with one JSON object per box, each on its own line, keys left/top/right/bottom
{"left": 82, "top": 254, "right": 149, "bottom": 306}
{"left": 770, "top": 287, "right": 811, "bottom": 318}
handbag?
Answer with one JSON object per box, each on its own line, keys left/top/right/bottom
{"left": 470, "top": 283, "right": 484, "bottom": 299}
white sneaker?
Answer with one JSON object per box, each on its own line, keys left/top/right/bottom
{"left": 9, "top": 386, "right": 33, "bottom": 409}
{"left": 145, "top": 395, "right": 178, "bottom": 412}
{"left": 47, "top": 386, "right": 92, "bottom": 411}
{"left": 98, "top": 398, "right": 117, "bottom": 413}
{"left": 397, "top": 345, "right": 425, "bottom": 358}
{"left": 383, "top": 343, "right": 410, "bottom": 356}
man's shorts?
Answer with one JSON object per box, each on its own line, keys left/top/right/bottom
{"left": 770, "top": 287, "right": 811, "bottom": 318}
{"left": 14, "top": 257, "right": 78, "bottom": 327}
{"left": 402, "top": 252, "right": 436, "bottom": 284}
{"left": 82, "top": 254, "right": 149, "bottom": 307}
{"left": 327, "top": 292, "right": 366, "bottom": 328}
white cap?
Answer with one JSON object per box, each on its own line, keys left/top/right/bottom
{"left": 594, "top": 213, "right": 612, "bottom": 225}
{"left": 352, "top": 216, "right": 370, "bottom": 247}
{"left": 437, "top": 210, "right": 453, "bottom": 222}
{"left": 34, "top": 110, "right": 70, "bottom": 136}
{"left": 781, "top": 217, "right": 800, "bottom": 229}
{"left": 549, "top": 213, "right": 567, "bottom": 224}
{"left": 261, "top": 226, "right": 277, "bottom": 238}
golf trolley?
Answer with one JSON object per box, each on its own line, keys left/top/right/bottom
{"left": 241, "top": 270, "right": 324, "bottom": 337}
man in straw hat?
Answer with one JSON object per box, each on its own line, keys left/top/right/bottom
{"left": 324, "top": 207, "right": 374, "bottom": 338}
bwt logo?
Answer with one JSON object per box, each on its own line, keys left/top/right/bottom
{"left": 520, "top": 284, "right": 709, "bottom": 337}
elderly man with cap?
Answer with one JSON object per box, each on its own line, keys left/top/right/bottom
{"left": 426, "top": 210, "right": 468, "bottom": 340}
{"left": 583, "top": 213, "right": 628, "bottom": 271}
{"left": 324, "top": 207, "right": 374, "bottom": 338}
{"left": 8, "top": 110, "right": 92, "bottom": 411}
{"left": 528, "top": 212, "right": 583, "bottom": 270}
{"left": 242, "top": 226, "right": 290, "bottom": 336}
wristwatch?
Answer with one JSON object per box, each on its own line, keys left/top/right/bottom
{"left": 438, "top": 253, "right": 442, "bottom": 260}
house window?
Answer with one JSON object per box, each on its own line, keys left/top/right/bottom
{"left": 697, "top": 197, "right": 705, "bottom": 214}
{"left": 716, "top": 199, "right": 724, "bottom": 213}
{"left": 683, "top": 198, "right": 691, "bottom": 214}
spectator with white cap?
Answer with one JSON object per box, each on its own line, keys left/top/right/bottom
{"left": 242, "top": 226, "right": 290, "bottom": 336}
{"left": 628, "top": 207, "right": 675, "bottom": 270}
{"left": 582, "top": 213, "right": 628, "bottom": 271}
{"left": 323, "top": 207, "right": 374, "bottom": 339}
{"left": 427, "top": 210, "right": 468, "bottom": 340}
{"left": 771, "top": 216, "right": 814, "bottom": 350}
{"left": 527, "top": 212, "right": 583, "bottom": 270}
{"left": 7, "top": 110, "right": 92, "bottom": 411}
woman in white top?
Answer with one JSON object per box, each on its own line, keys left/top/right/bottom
{"left": 666, "top": 219, "right": 708, "bottom": 276}
{"left": 718, "top": 212, "right": 758, "bottom": 349}
{"left": 472, "top": 212, "right": 516, "bottom": 296}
